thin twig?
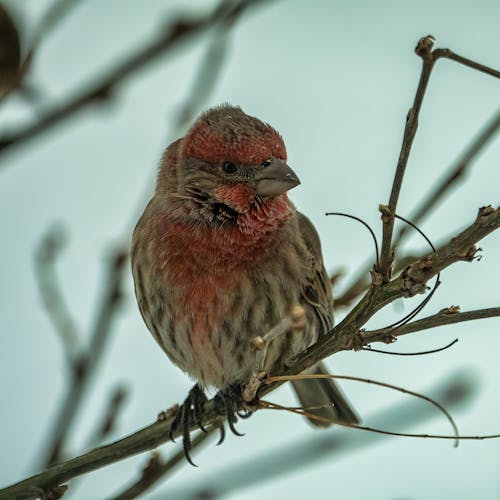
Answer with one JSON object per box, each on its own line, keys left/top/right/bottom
{"left": 86, "top": 384, "right": 129, "bottom": 448}
{"left": 265, "top": 372, "right": 459, "bottom": 445}
{"left": 0, "top": 0, "right": 268, "bottom": 160}
{"left": 377, "top": 35, "right": 437, "bottom": 281}
{"left": 34, "top": 225, "right": 80, "bottom": 362}
{"left": 262, "top": 400, "right": 499, "bottom": 441}
{"left": 434, "top": 48, "right": 500, "bottom": 79}
{"left": 362, "top": 306, "right": 500, "bottom": 344}
{"left": 362, "top": 337, "right": 458, "bottom": 356}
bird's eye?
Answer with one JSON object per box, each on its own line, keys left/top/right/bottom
{"left": 261, "top": 159, "right": 272, "bottom": 167}
{"left": 222, "top": 161, "right": 238, "bottom": 174}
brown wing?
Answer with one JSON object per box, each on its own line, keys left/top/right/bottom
{"left": 292, "top": 211, "right": 359, "bottom": 425}
{"left": 296, "top": 211, "right": 334, "bottom": 337}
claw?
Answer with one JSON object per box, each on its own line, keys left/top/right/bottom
{"left": 216, "top": 424, "right": 226, "bottom": 445}
{"left": 214, "top": 384, "right": 246, "bottom": 437}
{"left": 181, "top": 402, "right": 196, "bottom": 467}
{"left": 190, "top": 385, "right": 208, "bottom": 433}
{"left": 168, "top": 384, "right": 208, "bottom": 466}
{"left": 169, "top": 383, "right": 252, "bottom": 465}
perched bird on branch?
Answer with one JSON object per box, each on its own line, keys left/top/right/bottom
{"left": 131, "top": 104, "right": 358, "bottom": 463}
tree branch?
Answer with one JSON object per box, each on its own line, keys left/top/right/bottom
{"left": 362, "top": 306, "right": 500, "bottom": 344}
{"left": 377, "top": 35, "right": 500, "bottom": 282}
{"left": 286, "top": 205, "right": 500, "bottom": 376}
{"left": 377, "top": 35, "right": 437, "bottom": 281}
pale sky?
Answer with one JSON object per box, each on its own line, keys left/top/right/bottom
{"left": 0, "top": 1, "right": 499, "bottom": 499}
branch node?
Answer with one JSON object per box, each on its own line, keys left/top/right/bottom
{"left": 415, "top": 34, "right": 436, "bottom": 58}
{"left": 157, "top": 404, "right": 179, "bottom": 422}
{"left": 379, "top": 203, "right": 393, "bottom": 223}
{"left": 439, "top": 305, "right": 461, "bottom": 315}
{"left": 142, "top": 451, "right": 162, "bottom": 479}
{"left": 346, "top": 331, "right": 365, "bottom": 351}
{"left": 399, "top": 266, "right": 429, "bottom": 297}
{"left": 478, "top": 204, "right": 495, "bottom": 219}
{"left": 456, "top": 245, "right": 479, "bottom": 262}
{"left": 40, "top": 484, "right": 68, "bottom": 500}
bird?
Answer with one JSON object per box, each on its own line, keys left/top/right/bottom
{"left": 131, "top": 104, "right": 358, "bottom": 463}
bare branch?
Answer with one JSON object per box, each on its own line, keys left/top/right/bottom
{"left": 378, "top": 35, "right": 437, "bottom": 281}
{"left": 363, "top": 306, "right": 500, "bottom": 344}
{"left": 377, "top": 35, "right": 500, "bottom": 282}
{"left": 286, "top": 205, "right": 500, "bottom": 376}
{"left": 433, "top": 48, "right": 500, "bottom": 79}
{"left": 86, "top": 384, "right": 129, "bottom": 448}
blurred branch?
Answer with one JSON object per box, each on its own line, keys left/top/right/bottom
{"left": 86, "top": 384, "right": 129, "bottom": 448}
{"left": 0, "top": 0, "right": 83, "bottom": 103}
{"left": 363, "top": 306, "right": 500, "bottom": 344}
{"left": 155, "top": 372, "right": 475, "bottom": 499}
{"left": 125, "top": 1, "right": 237, "bottom": 231}
{"left": 0, "top": 0, "right": 269, "bottom": 160}
{"left": 1, "top": 205, "right": 498, "bottom": 498}
{"left": 40, "top": 249, "right": 128, "bottom": 468}
{"left": 172, "top": 11, "right": 233, "bottom": 134}
{"left": 34, "top": 225, "right": 80, "bottom": 362}
{"left": 111, "top": 429, "right": 216, "bottom": 500}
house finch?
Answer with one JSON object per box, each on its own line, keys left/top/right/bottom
{"left": 131, "top": 104, "right": 358, "bottom": 462}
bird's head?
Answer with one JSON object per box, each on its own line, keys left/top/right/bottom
{"left": 157, "top": 105, "right": 300, "bottom": 226}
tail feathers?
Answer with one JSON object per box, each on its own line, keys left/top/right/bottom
{"left": 291, "top": 362, "right": 359, "bottom": 426}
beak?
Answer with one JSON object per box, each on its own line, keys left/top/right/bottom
{"left": 253, "top": 158, "right": 300, "bottom": 197}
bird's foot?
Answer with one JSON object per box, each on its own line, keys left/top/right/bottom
{"left": 214, "top": 384, "right": 254, "bottom": 445}
{"left": 169, "top": 383, "right": 256, "bottom": 466}
{"left": 168, "top": 384, "right": 208, "bottom": 466}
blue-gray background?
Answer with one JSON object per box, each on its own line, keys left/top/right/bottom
{"left": 1, "top": 1, "right": 499, "bottom": 498}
